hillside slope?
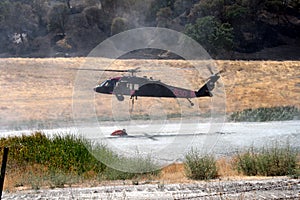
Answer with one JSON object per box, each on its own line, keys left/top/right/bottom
{"left": 0, "top": 58, "right": 299, "bottom": 129}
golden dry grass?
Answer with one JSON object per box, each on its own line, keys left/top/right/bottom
{"left": 1, "top": 159, "right": 242, "bottom": 191}
{"left": 4, "top": 164, "right": 50, "bottom": 192}
{"left": 159, "top": 163, "right": 188, "bottom": 184}
{"left": 0, "top": 58, "right": 299, "bottom": 128}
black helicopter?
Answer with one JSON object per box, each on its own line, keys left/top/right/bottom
{"left": 89, "top": 67, "right": 222, "bottom": 106}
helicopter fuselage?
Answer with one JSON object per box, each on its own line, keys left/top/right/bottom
{"left": 93, "top": 74, "right": 219, "bottom": 101}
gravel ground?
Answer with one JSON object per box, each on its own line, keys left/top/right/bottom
{"left": 2, "top": 178, "right": 299, "bottom": 200}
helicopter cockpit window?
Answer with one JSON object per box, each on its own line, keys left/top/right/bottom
{"left": 110, "top": 79, "right": 118, "bottom": 86}
{"left": 100, "top": 80, "right": 111, "bottom": 87}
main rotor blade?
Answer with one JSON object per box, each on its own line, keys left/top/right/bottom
{"left": 68, "top": 67, "right": 141, "bottom": 73}
{"left": 216, "top": 69, "right": 226, "bottom": 75}
{"left": 207, "top": 65, "right": 214, "bottom": 75}
{"left": 202, "top": 69, "right": 226, "bottom": 83}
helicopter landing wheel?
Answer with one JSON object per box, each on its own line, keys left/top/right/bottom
{"left": 116, "top": 94, "right": 124, "bottom": 101}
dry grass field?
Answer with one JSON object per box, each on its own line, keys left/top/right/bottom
{"left": 0, "top": 58, "right": 299, "bottom": 129}
{"left": 4, "top": 159, "right": 296, "bottom": 192}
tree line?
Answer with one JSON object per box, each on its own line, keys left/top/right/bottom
{"left": 0, "top": 0, "right": 299, "bottom": 58}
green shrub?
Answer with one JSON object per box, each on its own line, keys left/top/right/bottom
{"left": 102, "top": 167, "right": 135, "bottom": 181}
{"left": 235, "top": 143, "right": 298, "bottom": 176}
{"left": 94, "top": 148, "right": 160, "bottom": 180}
{"left": 184, "top": 150, "right": 218, "bottom": 180}
{"left": 185, "top": 16, "right": 234, "bottom": 55}
{"left": 235, "top": 147, "right": 258, "bottom": 176}
{"left": 0, "top": 132, "right": 161, "bottom": 188}
{"left": 290, "top": 167, "right": 300, "bottom": 179}
{"left": 111, "top": 17, "right": 128, "bottom": 35}
{"left": 229, "top": 106, "right": 300, "bottom": 122}
{"left": 0, "top": 132, "right": 106, "bottom": 175}
{"left": 118, "top": 155, "right": 160, "bottom": 175}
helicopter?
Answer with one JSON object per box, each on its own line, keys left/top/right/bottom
{"left": 88, "top": 67, "right": 222, "bottom": 106}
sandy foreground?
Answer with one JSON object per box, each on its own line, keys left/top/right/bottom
{"left": 2, "top": 178, "right": 299, "bottom": 199}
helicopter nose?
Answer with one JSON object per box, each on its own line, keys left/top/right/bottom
{"left": 93, "top": 86, "right": 99, "bottom": 92}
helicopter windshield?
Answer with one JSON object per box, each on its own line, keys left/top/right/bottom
{"left": 100, "top": 80, "right": 110, "bottom": 87}
{"left": 99, "top": 79, "right": 117, "bottom": 88}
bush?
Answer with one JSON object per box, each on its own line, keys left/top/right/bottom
{"left": 185, "top": 16, "right": 234, "bottom": 55}
{"left": 47, "top": 3, "right": 69, "bottom": 33}
{"left": 184, "top": 150, "right": 218, "bottom": 180}
{"left": 229, "top": 106, "right": 300, "bottom": 122}
{"left": 0, "top": 132, "right": 106, "bottom": 175}
{"left": 235, "top": 143, "right": 298, "bottom": 176}
{"left": 0, "top": 132, "right": 161, "bottom": 188}
{"left": 111, "top": 17, "right": 128, "bottom": 35}
{"left": 234, "top": 147, "right": 258, "bottom": 176}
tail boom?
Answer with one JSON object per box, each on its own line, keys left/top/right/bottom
{"left": 195, "top": 74, "right": 220, "bottom": 97}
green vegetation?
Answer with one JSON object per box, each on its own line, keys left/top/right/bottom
{"left": 184, "top": 149, "right": 218, "bottom": 180}
{"left": 185, "top": 16, "right": 234, "bottom": 55}
{"left": 0, "top": 0, "right": 298, "bottom": 58}
{"left": 184, "top": 142, "right": 299, "bottom": 180}
{"left": 0, "top": 132, "right": 105, "bottom": 174}
{"left": 0, "top": 132, "right": 299, "bottom": 189}
{"left": 235, "top": 143, "right": 299, "bottom": 176}
{"left": 0, "top": 132, "right": 160, "bottom": 189}
{"left": 47, "top": 3, "right": 69, "bottom": 34}
{"left": 111, "top": 17, "right": 129, "bottom": 35}
{"left": 229, "top": 106, "right": 300, "bottom": 122}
